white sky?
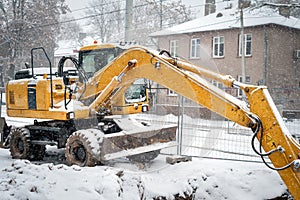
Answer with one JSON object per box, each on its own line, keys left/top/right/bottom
{"left": 65, "top": 0, "right": 204, "bottom": 15}
{"left": 65, "top": 0, "right": 202, "bottom": 9}
{"left": 63, "top": 0, "right": 205, "bottom": 29}
{"left": 65, "top": 0, "right": 87, "bottom": 12}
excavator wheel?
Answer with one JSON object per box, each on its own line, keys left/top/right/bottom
{"left": 127, "top": 150, "right": 160, "bottom": 163}
{"left": 65, "top": 129, "right": 102, "bottom": 167}
{"left": 9, "top": 127, "right": 46, "bottom": 161}
{"left": 9, "top": 127, "right": 31, "bottom": 159}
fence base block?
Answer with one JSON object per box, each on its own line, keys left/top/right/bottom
{"left": 166, "top": 155, "right": 192, "bottom": 165}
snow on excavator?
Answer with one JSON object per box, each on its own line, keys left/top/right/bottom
{"left": 0, "top": 44, "right": 177, "bottom": 166}
{"left": 0, "top": 43, "right": 299, "bottom": 199}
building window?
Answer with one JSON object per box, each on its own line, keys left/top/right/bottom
{"left": 237, "top": 75, "right": 250, "bottom": 97}
{"left": 170, "top": 40, "right": 178, "bottom": 57}
{"left": 212, "top": 80, "right": 224, "bottom": 89}
{"left": 213, "top": 36, "right": 224, "bottom": 58}
{"left": 239, "top": 34, "right": 252, "bottom": 56}
{"left": 190, "top": 38, "right": 200, "bottom": 58}
{"left": 167, "top": 89, "right": 177, "bottom": 96}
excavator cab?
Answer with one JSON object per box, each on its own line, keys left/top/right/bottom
{"left": 75, "top": 43, "right": 150, "bottom": 115}
{"left": 78, "top": 43, "right": 125, "bottom": 78}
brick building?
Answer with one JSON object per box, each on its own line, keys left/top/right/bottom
{"left": 150, "top": 8, "right": 300, "bottom": 118}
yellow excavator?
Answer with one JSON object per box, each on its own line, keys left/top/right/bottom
{"left": 0, "top": 43, "right": 299, "bottom": 199}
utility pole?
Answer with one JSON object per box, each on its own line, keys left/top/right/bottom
{"left": 239, "top": 0, "right": 246, "bottom": 86}
{"left": 125, "top": 0, "right": 133, "bottom": 42}
{"left": 160, "top": 0, "right": 163, "bottom": 29}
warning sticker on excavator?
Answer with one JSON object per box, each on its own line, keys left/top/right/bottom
{"left": 266, "top": 134, "right": 273, "bottom": 144}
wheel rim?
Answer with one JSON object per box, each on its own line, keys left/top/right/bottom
{"left": 73, "top": 144, "right": 87, "bottom": 163}
{"left": 16, "top": 138, "right": 25, "bottom": 154}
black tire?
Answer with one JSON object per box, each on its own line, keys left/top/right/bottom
{"left": 127, "top": 150, "right": 160, "bottom": 163}
{"left": 9, "top": 127, "right": 31, "bottom": 159}
{"left": 9, "top": 127, "right": 46, "bottom": 161}
{"left": 65, "top": 130, "right": 100, "bottom": 167}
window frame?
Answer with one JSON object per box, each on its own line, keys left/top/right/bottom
{"left": 237, "top": 75, "right": 251, "bottom": 97}
{"left": 213, "top": 36, "right": 225, "bottom": 58}
{"left": 239, "top": 33, "right": 252, "bottom": 57}
{"left": 170, "top": 40, "right": 178, "bottom": 57}
{"left": 190, "top": 38, "right": 201, "bottom": 59}
{"left": 212, "top": 80, "right": 224, "bottom": 89}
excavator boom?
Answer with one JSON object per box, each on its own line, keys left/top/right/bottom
{"left": 83, "top": 46, "right": 300, "bottom": 199}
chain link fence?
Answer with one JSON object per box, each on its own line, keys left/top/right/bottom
{"left": 136, "top": 87, "right": 300, "bottom": 163}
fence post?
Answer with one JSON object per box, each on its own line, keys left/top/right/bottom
{"left": 177, "top": 95, "right": 184, "bottom": 155}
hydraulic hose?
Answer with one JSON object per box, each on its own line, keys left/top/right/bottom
{"left": 250, "top": 114, "right": 297, "bottom": 171}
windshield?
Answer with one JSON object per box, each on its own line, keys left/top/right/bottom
{"left": 79, "top": 48, "right": 123, "bottom": 78}
{"left": 125, "top": 84, "right": 147, "bottom": 103}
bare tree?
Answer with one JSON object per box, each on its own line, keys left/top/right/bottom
{"left": 252, "top": 0, "right": 300, "bottom": 18}
{"left": 57, "top": 16, "right": 83, "bottom": 42}
{"left": 132, "top": 0, "right": 192, "bottom": 45}
{"left": 0, "top": 0, "right": 68, "bottom": 80}
{"left": 84, "top": 0, "right": 191, "bottom": 45}
{"left": 85, "top": 0, "right": 123, "bottom": 43}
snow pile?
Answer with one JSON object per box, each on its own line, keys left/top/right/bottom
{"left": 0, "top": 148, "right": 287, "bottom": 200}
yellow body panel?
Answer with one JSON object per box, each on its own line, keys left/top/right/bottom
{"left": 111, "top": 104, "right": 147, "bottom": 115}
{"left": 6, "top": 76, "right": 90, "bottom": 120}
{"left": 6, "top": 108, "right": 89, "bottom": 120}
{"left": 7, "top": 109, "right": 68, "bottom": 120}
{"left": 6, "top": 80, "right": 28, "bottom": 110}
{"left": 79, "top": 43, "right": 117, "bottom": 51}
{"left": 36, "top": 80, "right": 50, "bottom": 110}
{"left": 245, "top": 86, "right": 300, "bottom": 199}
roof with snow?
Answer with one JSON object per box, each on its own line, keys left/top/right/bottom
{"left": 150, "top": 8, "right": 300, "bottom": 37}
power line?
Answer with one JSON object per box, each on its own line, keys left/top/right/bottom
{"left": 2, "top": 1, "right": 299, "bottom": 36}
{"left": 69, "top": 0, "right": 126, "bottom": 13}
{"left": 42, "top": 1, "right": 195, "bottom": 28}
{"left": 62, "top": 0, "right": 239, "bottom": 26}
{"left": 53, "top": 1, "right": 163, "bottom": 26}
{"left": 0, "top": 2, "right": 161, "bottom": 47}
{"left": 0, "top": 0, "right": 204, "bottom": 34}
{"left": 3, "top": 1, "right": 275, "bottom": 46}
{"left": 68, "top": 0, "right": 173, "bottom": 13}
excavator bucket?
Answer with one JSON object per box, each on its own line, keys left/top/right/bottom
{"left": 100, "top": 117, "right": 177, "bottom": 161}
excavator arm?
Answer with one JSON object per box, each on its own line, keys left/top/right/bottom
{"left": 82, "top": 46, "right": 300, "bottom": 199}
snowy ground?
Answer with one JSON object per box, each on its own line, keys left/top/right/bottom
{"left": 0, "top": 147, "right": 288, "bottom": 200}
{"left": 0, "top": 106, "right": 291, "bottom": 200}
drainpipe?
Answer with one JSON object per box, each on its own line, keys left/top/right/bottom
{"left": 263, "top": 25, "right": 267, "bottom": 85}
